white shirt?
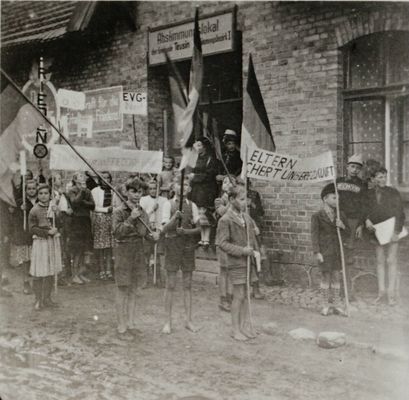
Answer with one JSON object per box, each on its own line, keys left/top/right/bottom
{"left": 140, "top": 195, "right": 167, "bottom": 230}
{"left": 161, "top": 198, "right": 200, "bottom": 226}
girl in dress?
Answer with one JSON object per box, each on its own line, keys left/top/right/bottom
{"left": 29, "top": 184, "right": 62, "bottom": 310}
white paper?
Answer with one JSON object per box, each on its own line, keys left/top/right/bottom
{"left": 374, "top": 217, "right": 407, "bottom": 245}
{"left": 254, "top": 251, "right": 261, "bottom": 272}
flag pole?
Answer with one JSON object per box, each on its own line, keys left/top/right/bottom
{"left": 244, "top": 146, "right": 254, "bottom": 331}
{"left": 20, "top": 151, "right": 27, "bottom": 231}
{"left": 178, "top": 169, "right": 185, "bottom": 228}
{"left": 334, "top": 178, "right": 350, "bottom": 317}
{"left": 1, "top": 68, "right": 153, "bottom": 234}
{"left": 153, "top": 178, "right": 160, "bottom": 286}
{"left": 51, "top": 176, "right": 58, "bottom": 296}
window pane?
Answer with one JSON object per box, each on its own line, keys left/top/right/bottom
{"left": 349, "top": 143, "right": 384, "bottom": 162}
{"left": 387, "top": 32, "right": 409, "bottom": 85}
{"left": 350, "top": 99, "right": 384, "bottom": 142}
{"left": 349, "top": 35, "right": 383, "bottom": 88}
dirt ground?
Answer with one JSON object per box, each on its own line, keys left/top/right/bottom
{"left": 1, "top": 266, "right": 408, "bottom": 400}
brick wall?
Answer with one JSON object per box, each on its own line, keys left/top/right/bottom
{"left": 2, "top": 1, "right": 409, "bottom": 271}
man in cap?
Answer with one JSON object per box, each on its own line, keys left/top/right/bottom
{"left": 335, "top": 154, "right": 367, "bottom": 301}
{"left": 216, "top": 129, "right": 243, "bottom": 182}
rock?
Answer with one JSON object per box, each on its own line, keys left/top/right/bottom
{"left": 317, "top": 331, "right": 346, "bottom": 349}
{"left": 289, "top": 328, "right": 316, "bottom": 340}
{"left": 262, "top": 322, "right": 278, "bottom": 336}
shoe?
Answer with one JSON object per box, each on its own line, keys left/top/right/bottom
{"left": 79, "top": 274, "right": 91, "bottom": 283}
{"left": 23, "top": 281, "right": 33, "bottom": 295}
{"left": 43, "top": 298, "right": 59, "bottom": 308}
{"left": 57, "top": 277, "right": 68, "bottom": 286}
{"left": 320, "top": 305, "right": 332, "bottom": 316}
{"left": 72, "top": 275, "right": 84, "bottom": 285}
{"left": 198, "top": 240, "right": 204, "bottom": 246}
{"left": 388, "top": 296, "right": 397, "bottom": 307}
{"left": 202, "top": 241, "right": 210, "bottom": 250}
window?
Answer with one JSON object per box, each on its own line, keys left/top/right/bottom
{"left": 343, "top": 31, "right": 409, "bottom": 188}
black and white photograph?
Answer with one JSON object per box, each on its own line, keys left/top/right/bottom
{"left": 0, "top": 1, "right": 408, "bottom": 399}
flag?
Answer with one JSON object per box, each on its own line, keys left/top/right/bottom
{"left": 202, "top": 111, "right": 222, "bottom": 162}
{"left": 241, "top": 54, "right": 275, "bottom": 166}
{"left": 167, "top": 8, "right": 203, "bottom": 170}
{"left": 0, "top": 72, "right": 46, "bottom": 206}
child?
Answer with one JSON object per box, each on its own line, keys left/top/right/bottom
{"left": 216, "top": 184, "right": 259, "bottom": 341}
{"left": 10, "top": 179, "right": 37, "bottom": 294}
{"left": 140, "top": 179, "right": 167, "bottom": 287}
{"left": 311, "top": 183, "right": 349, "bottom": 316}
{"left": 29, "top": 184, "right": 62, "bottom": 310}
{"left": 214, "top": 176, "right": 236, "bottom": 312}
{"left": 91, "top": 171, "right": 114, "bottom": 280}
{"left": 161, "top": 177, "right": 201, "bottom": 334}
{"left": 112, "top": 178, "right": 159, "bottom": 335}
{"left": 364, "top": 167, "right": 405, "bottom": 306}
{"left": 67, "top": 173, "right": 95, "bottom": 284}
{"left": 158, "top": 156, "right": 176, "bottom": 199}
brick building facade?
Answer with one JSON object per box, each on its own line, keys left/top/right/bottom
{"left": 2, "top": 1, "right": 409, "bottom": 284}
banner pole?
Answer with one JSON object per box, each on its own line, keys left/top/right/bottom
{"left": 334, "top": 177, "right": 350, "bottom": 317}
{"left": 51, "top": 176, "right": 58, "bottom": 296}
{"left": 244, "top": 146, "right": 254, "bottom": 331}
{"left": 1, "top": 68, "right": 152, "bottom": 234}
{"left": 153, "top": 178, "right": 160, "bottom": 286}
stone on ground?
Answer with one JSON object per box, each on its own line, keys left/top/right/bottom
{"left": 262, "top": 322, "right": 279, "bottom": 336}
{"left": 317, "top": 331, "right": 346, "bottom": 349}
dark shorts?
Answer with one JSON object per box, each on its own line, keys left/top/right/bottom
{"left": 113, "top": 241, "right": 145, "bottom": 287}
{"left": 229, "top": 264, "right": 258, "bottom": 286}
{"left": 164, "top": 237, "right": 195, "bottom": 272}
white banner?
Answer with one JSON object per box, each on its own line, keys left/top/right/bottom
{"left": 121, "top": 92, "right": 147, "bottom": 115}
{"left": 50, "top": 145, "right": 163, "bottom": 174}
{"left": 246, "top": 146, "right": 335, "bottom": 183}
{"left": 57, "top": 88, "right": 85, "bottom": 110}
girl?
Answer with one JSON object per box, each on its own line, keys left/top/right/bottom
{"left": 29, "top": 184, "right": 62, "bottom": 310}
{"left": 189, "top": 137, "right": 218, "bottom": 248}
{"left": 91, "top": 171, "right": 114, "bottom": 280}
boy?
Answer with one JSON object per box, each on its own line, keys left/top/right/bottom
{"left": 336, "top": 154, "right": 367, "bottom": 301}
{"left": 311, "top": 183, "right": 349, "bottom": 316}
{"left": 216, "top": 185, "right": 259, "bottom": 341}
{"left": 364, "top": 167, "right": 405, "bottom": 306}
{"left": 140, "top": 179, "right": 167, "bottom": 287}
{"left": 112, "top": 178, "right": 159, "bottom": 335}
{"left": 161, "top": 177, "right": 200, "bottom": 334}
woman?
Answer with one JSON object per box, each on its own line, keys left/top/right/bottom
{"left": 189, "top": 137, "right": 218, "bottom": 247}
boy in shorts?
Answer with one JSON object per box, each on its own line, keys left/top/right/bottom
{"left": 161, "top": 177, "right": 200, "bottom": 334}
{"left": 112, "top": 178, "right": 159, "bottom": 335}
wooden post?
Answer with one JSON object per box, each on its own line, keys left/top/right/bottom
{"left": 163, "top": 109, "right": 168, "bottom": 155}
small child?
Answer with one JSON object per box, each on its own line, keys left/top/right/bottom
{"left": 158, "top": 156, "right": 176, "bottom": 199}
{"left": 214, "top": 176, "right": 236, "bottom": 312}
{"left": 161, "top": 177, "right": 201, "bottom": 334}
{"left": 140, "top": 179, "right": 167, "bottom": 287}
{"left": 364, "top": 167, "right": 405, "bottom": 306}
{"left": 311, "top": 183, "right": 349, "bottom": 316}
{"left": 29, "top": 184, "right": 62, "bottom": 310}
{"left": 112, "top": 178, "right": 159, "bottom": 335}
{"left": 216, "top": 184, "right": 259, "bottom": 341}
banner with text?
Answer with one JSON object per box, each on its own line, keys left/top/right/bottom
{"left": 50, "top": 145, "right": 163, "bottom": 174}
{"left": 246, "top": 146, "right": 335, "bottom": 183}
{"left": 149, "top": 11, "right": 234, "bottom": 65}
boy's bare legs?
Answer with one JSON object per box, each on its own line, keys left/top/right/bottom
{"left": 386, "top": 242, "right": 399, "bottom": 305}
{"left": 375, "top": 246, "right": 386, "bottom": 303}
{"left": 127, "top": 283, "right": 139, "bottom": 330}
{"left": 240, "top": 292, "right": 257, "bottom": 339}
{"left": 183, "top": 271, "right": 199, "bottom": 332}
{"left": 231, "top": 284, "right": 248, "bottom": 341}
{"left": 116, "top": 285, "right": 128, "bottom": 333}
{"left": 162, "top": 271, "right": 176, "bottom": 334}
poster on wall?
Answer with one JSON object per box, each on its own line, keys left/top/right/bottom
{"left": 60, "top": 86, "right": 123, "bottom": 137}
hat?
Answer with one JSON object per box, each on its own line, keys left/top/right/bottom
{"left": 223, "top": 129, "right": 238, "bottom": 143}
{"left": 347, "top": 154, "right": 363, "bottom": 166}
{"left": 320, "top": 183, "right": 336, "bottom": 200}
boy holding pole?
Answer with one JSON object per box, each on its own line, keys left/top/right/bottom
{"left": 216, "top": 184, "right": 259, "bottom": 341}
{"left": 311, "top": 183, "right": 350, "bottom": 316}
{"left": 161, "top": 176, "right": 200, "bottom": 334}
